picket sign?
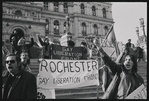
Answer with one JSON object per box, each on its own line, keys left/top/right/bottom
{"left": 125, "top": 84, "right": 147, "bottom": 99}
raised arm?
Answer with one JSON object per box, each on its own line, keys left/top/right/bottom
{"left": 36, "top": 34, "right": 44, "bottom": 46}
{"left": 115, "top": 47, "right": 126, "bottom": 64}
{"left": 98, "top": 48, "right": 120, "bottom": 75}
{"left": 27, "top": 36, "right": 34, "bottom": 48}
{"left": 93, "top": 38, "right": 121, "bottom": 75}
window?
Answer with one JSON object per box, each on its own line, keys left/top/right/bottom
{"left": 3, "top": 7, "right": 7, "bottom": 13}
{"left": 80, "top": 4, "right": 85, "bottom": 14}
{"left": 92, "top": 6, "right": 96, "bottom": 16}
{"left": 54, "top": 20, "right": 59, "bottom": 34}
{"left": 45, "top": 19, "right": 49, "bottom": 34}
{"left": 64, "top": 21, "right": 66, "bottom": 33}
{"left": 44, "top": 2, "right": 48, "bottom": 10}
{"left": 104, "top": 26, "right": 108, "bottom": 35}
{"left": 63, "top": 2, "right": 68, "bottom": 13}
{"left": 14, "top": 10, "right": 22, "bottom": 17}
{"left": 54, "top": 2, "right": 59, "bottom": 12}
{"left": 93, "top": 24, "right": 98, "bottom": 35}
{"left": 102, "top": 8, "right": 106, "bottom": 18}
{"left": 82, "top": 22, "right": 87, "bottom": 36}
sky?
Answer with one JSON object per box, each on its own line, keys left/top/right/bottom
{"left": 112, "top": 2, "right": 147, "bottom": 45}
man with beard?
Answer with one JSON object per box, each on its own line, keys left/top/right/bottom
{"left": 2, "top": 54, "right": 37, "bottom": 99}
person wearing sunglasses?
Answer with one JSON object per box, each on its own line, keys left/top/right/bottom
{"left": 2, "top": 54, "right": 37, "bottom": 99}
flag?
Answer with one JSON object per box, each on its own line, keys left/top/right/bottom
{"left": 106, "top": 25, "right": 120, "bottom": 57}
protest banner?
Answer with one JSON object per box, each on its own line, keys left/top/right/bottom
{"left": 37, "top": 59, "right": 99, "bottom": 89}
{"left": 37, "top": 73, "right": 56, "bottom": 99}
{"left": 125, "top": 84, "right": 147, "bottom": 99}
{"left": 51, "top": 45, "right": 84, "bottom": 60}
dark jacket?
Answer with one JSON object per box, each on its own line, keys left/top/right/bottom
{"left": 10, "top": 32, "right": 24, "bottom": 44}
{"left": 99, "top": 48, "right": 144, "bottom": 99}
{"left": 125, "top": 42, "right": 131, "bottom": 48}
{"left": 2, "top": 70, "right": 37, "bottom": 99}
{"left": 15, "top": 38, "right": 34, "bottom": 58}
{"left": 38, "top": 36, "right": 51, "bottom": 59}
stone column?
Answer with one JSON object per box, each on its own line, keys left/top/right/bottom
{"left": 59, "top": 2, "right": 63, "bottom": 12}
{"left": 98, "top": 6, "right": 103, "bottom": 17}
{"left": 49, "top": 2, "right": 54, "bottom": 11}
{"left": 50, "top": 19, "right": 54, "bottom": 35}
{"left": 59, "top": 20, "right": 63, "bottom": 35}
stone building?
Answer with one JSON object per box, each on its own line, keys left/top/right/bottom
{"left": 2, "top": 2, "right": 114, "bottom": 51}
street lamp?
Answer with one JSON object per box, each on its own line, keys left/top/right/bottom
{"left": 136, "top": 27, "right": 140, "bottom": 46}
{"left": 139, "top": 18, "right": 147, "bottom": 44}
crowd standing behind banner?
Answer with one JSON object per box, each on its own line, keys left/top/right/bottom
{"left": 2, "top": 28, "right": 146, "bottom": 99}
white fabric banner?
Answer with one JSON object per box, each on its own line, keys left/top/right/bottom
{"left": 125, "top": 84, "right": 147, "bottom": 99}
{"left": 37, "top": 59, "right": 99, "bottom": 89}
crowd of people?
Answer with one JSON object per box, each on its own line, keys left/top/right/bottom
{"left": 2, "top": 31, "right": 146, "bottom": 99}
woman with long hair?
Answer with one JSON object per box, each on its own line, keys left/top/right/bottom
{"left": 94, "top": 39, "right": 144, "bottom": 99}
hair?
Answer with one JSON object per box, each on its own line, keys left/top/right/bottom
{"left": 2, "top": 41, "right": 4, "bottom": 46}
{"left": 81, "top": 42, "right": 87, "bottom": 47}
{"left": 6, "top": 53, "right": 21, "bottom": 62}
{"left": 128, "top": 39, "right": 131, "bottom": 41}
{"left": 122, "top": 54, "right": 138, "bottom": 72}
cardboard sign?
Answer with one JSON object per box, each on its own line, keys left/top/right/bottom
{"left": 37, "top": 59, "right": 99, "bottom": 89}
{"left": 37, "top": 87, "right": 55, "bottom": 99}
{"left": 125, "top": 84, "right": 147, "bottom": 99}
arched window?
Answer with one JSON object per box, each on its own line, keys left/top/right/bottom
{"left": 64, "top": 21, "right": 66, "bottom": 33}
{"left": 82, "top": 22, "right": 87, "bottom": 36}
{"left": 54, "top": 2, "right": 59, "bottom": 12}
{"left": 93, "top": 24, "right": 98, "bottom": 35}
{"left": 92, "top": 6, "right": 96, "bottom": 16}
{"left": 80, "top": 4, "right": 85, "bottom": 14}
{"left": 45, "top": 19, "right": 49, "bottom": 34}
{"left": 54, "top": 20, "right": 59, "bottom": 34}
{"left": 104, "top": 26, "right": 108, "bottom": 35}
{"left": 102, "top": 8, "right": 106, "bottom": 18}
{"left": 14, "top": 10, "right": 22, "bottom": 17}
{"left": 44, "top": 2, "right": 48, "bottom": 10}
{"left": 63, "top": 2, "right": 68, "bottom": 13}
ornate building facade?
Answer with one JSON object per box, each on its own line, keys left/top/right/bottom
{"left": 2, "top": 2, "right": 114, "bottom": 50}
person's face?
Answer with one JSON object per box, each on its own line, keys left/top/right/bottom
{"left": 19, "top": 38, "right": 25, "bottom": 45}
{"left": 12, "top": 37, "right": 16, "bottom": 41}
{"left": 20, "top": 52, "right": 29, "bottom": 63}
{"left": 80, "top": 44, "right": 84, "bottom": 47}
{"left": 123, "top": 55, "right": 134, "bottom": 71}
{"left": 5, "top": 56, "right": 19, "bottom": 75}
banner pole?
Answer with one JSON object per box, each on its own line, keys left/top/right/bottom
{"left": 94, "top": 24, "right": 114, "bottom": 51}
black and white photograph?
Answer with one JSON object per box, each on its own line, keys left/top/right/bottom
{"left": 2, "top": 2, "right": 147, "bottom": 99}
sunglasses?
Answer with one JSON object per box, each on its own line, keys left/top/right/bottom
{"left": 5, "top": 60, "right": 16, "bottom": 64}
